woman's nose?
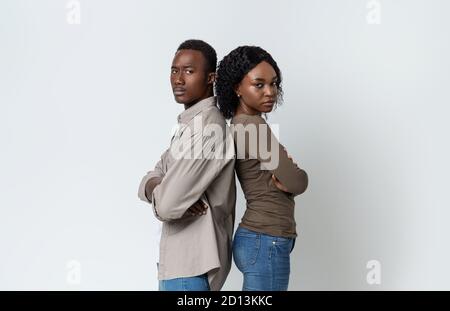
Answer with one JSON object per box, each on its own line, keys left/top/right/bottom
{"left": 264, "top": 85, "right": 275, "bottom": 96}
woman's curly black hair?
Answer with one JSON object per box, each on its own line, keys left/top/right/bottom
{"left": 215, "top": 46, "right": 283, "bottom": 119}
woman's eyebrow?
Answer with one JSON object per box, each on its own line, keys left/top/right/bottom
{"left": 252, "top": 77, "right": 265, "bottom": 82}
{"left": 251, "top": 76, "right": 278, "bottom": 82}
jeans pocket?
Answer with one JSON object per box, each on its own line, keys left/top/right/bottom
{"left": 273, "top": 236, "right": 294, "bottom": 256}
{"left": 274, "top": 235, "right": 292, "bottom": 244}
{"left": 233, "top": 230, "right": 260, "bottom": 272}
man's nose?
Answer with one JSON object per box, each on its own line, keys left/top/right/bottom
{"left": 174, "top": 72, "right": 184, "bottom": 85}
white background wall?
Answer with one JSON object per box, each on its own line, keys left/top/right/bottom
{"left": 1, "top": 0, "right": 449, "bottom": 290}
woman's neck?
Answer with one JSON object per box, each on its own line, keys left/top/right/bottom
{"left": 235, "top": 103, "right": 261, "bottom": 116}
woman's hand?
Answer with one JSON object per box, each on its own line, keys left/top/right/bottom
{"left": 271, "top": 174, "right": 289, "bottom": 193}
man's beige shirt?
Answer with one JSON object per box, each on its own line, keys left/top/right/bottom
{"left": 138, "top": 96, "right": 236, "bottom": 291}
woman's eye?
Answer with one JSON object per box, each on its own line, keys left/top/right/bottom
{"left": 255, "top": 83, "right": 263, "bottom": 88}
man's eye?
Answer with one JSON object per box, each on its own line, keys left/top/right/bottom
{"left": 171, "top": 69, "right": 177, "bottom": 74}
{"left": 185, "top": 70, "right": 193, "bottom": 74}
{"left": 255, "top": 83, "right": 263, "bottom": 88}
{"left": 271, "top": 82, "right": 277, "bottom": 86}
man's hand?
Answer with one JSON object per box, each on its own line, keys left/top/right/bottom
{"left": 145, "top": 176, "right": 163, "bottom": 202}
{"left": 148, "top": 175, "right": 208, "bottom": 218}
{"left": 184, "top": 199, "right": 208, "bottom": 217}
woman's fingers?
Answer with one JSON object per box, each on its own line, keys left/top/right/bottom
{"left": 272, "top": 174, "right": 289, "bottom": 192}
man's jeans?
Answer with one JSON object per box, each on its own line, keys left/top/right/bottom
{"left": 159, "top": 274, "right": 210, "bottom": 291}
{"left": 232, "top": 226, "right": 295, "bottom": 291}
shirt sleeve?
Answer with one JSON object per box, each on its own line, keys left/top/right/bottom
{"left": 137, "top": 149, "right": 169, "bottom": 204}
{"left": 151, "top": 126, "right": 234, "bottom": 222}
{"left": 237, "top": 115, "right": 308, "bottom": 196}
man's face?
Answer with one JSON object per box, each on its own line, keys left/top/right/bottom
{"left": 170, "top": 49, "right": 213, "bottom": 107}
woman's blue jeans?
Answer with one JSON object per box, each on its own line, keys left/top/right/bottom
{"left": 232, "top": 226, "right": 295, "bottom": 291}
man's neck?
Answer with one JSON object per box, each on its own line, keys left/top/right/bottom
{"left": 183, "top": 93, "right": 213, "bottom": 110}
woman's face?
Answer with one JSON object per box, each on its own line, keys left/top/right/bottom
{"left": 235, "top": 61, "right": 278, "bottom": 115}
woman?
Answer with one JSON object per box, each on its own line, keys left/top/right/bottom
{"left": 215, "top": 46, "right": 308, "bottom": 291}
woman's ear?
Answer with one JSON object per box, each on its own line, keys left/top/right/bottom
{"left": 234, "top": 84, "right": 241, "bottom": 98}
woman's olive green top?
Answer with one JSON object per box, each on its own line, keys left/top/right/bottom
{"left": 231, "top": 114, "right": 308, "bottom": 238}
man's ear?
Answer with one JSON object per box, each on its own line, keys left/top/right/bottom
{"left": 207, "top": 72, "right": 216, "bottom": 85}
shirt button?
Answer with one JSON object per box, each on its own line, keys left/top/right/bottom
{"left": 272, "top": 241, "right": 276, "bottom": 245}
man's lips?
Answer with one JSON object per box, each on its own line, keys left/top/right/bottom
{"left": 173, "top": 88, "right": 186, "bottom": 96}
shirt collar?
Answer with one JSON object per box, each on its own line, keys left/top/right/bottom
{"left": 177, "top": 96, "right": 216, "bottom": 124}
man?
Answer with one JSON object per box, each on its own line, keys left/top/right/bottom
{"left": 138, "top": 40, "right": 236, "bottom": 291}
